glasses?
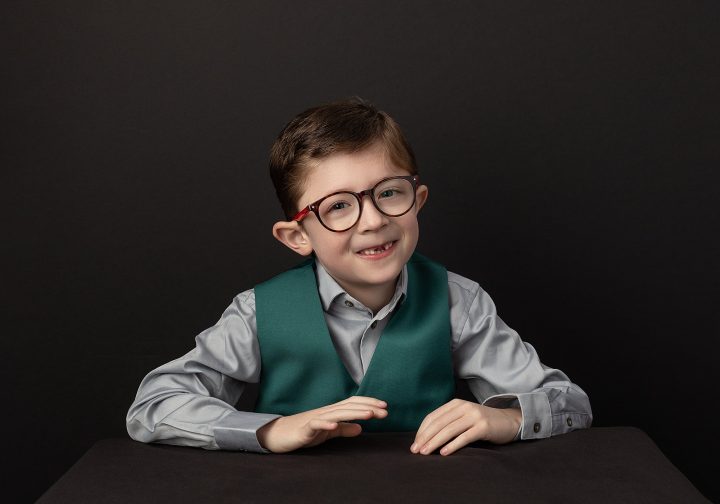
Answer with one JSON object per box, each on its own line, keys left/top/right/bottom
{"left": 292, "top": 175, "right": 420, "bottom": 232}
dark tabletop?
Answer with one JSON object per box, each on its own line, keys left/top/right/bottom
{"left": 38, "top": 427, "right": 708, "bottom": 503}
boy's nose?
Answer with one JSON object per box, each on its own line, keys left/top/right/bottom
{"left": 357, "top": 195, "right": 389, "bottom": 232}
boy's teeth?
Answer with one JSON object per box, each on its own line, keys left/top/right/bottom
{"left": 359, "top": 241, "right": 393, "bottom": 255}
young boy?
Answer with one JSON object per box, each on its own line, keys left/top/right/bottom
{"left": 126, "top": 98, "right": 592, "bottom": 456}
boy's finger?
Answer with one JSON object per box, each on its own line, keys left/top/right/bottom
{"left": 305, "top": 419, "right": 340, "bottom": 435}
{"left": 438, "top": 429, "right": 476, "bottom": 456}
{"left": 414, "top": 400, "right": 463, "bottom": 444}
{"left": 336, "top": 405, "right": 388, "bottom": 414}
{"left": 325, "top": 405, "right": 388, "bottom": 417}
{"left": 413, "top": 406, "right": 465, "bottom": 451}
{"left": 319, "top": 408, "right": 387, "bottom": 423}
{"left": 417, "top": 420, "right": 470, "bottom": 455}
{"left": 339, "top": 396, "right": 387, "bottom": 407}
{"left": 318, "top": 397, "right": 386, "bottom": 414}
{"left": 327, "top": 422, "right": 363, "bottom": 439}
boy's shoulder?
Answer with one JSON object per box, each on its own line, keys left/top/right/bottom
{"left": 447, "top": 270, "right": 481, "bottom": 293}
{"left": 228, "top": 287, "right": 256, "bottom": 312}
{"left": 446, "top": 269, "right": 483, "bottom": 302}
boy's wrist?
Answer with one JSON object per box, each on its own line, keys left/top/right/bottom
{"left": 256, "top": 417, "right": 282, "bottom": 452}
{"left": 500, "top": 407, "right": 523, "bottom": 442}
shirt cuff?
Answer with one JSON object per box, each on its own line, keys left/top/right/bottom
{"left": 213, "top": 411, "right": 281, "bottom": 452}
{"left": 483, "top": 392, "right": 552, "bottom": 440}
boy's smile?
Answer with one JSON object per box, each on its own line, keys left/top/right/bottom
{"left": 356, "top": 240, "right": 397, "bottom": 258}
{"left": 273, "top": 141, "right": 428, "bottom": 312}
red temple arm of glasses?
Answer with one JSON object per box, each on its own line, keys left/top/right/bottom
{"left": 293, "top": 207, "right": 310, "bottom": 222}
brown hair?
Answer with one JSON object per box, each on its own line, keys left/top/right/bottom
{"left": 269, "top": 97, "right": 418, "bottom": 219}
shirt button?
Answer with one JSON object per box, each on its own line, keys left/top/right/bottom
{"left": 344, "top": 300, "right": 354, "bottom": 308}
{"left": 566, "top": 417, "right": 573, "bottom": 427}
{"left": 533, "top": 423, "right": 541, "bottom": 433}
{"left": 370, "top": 321, "right": 377, "bottom": 329}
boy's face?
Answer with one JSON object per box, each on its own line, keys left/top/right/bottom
{"left": 273, "top": 141, "right": 428, "bottom": 307}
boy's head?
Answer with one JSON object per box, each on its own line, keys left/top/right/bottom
{"left": 270, "top": 98, "right": 428, "bottom": 311}
{"left": 269, "top": 97, "right": 418, "bottom": 220}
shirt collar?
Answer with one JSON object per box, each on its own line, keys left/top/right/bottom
{"left": 314, "top": 258, "right": 408, "bottom": 313}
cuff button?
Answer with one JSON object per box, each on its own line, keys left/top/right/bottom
{"left": 567, "top": 417, "right": 573, "bottom": 427}
{"left": 533, "top": 422, "right": 541, "bottom": 433}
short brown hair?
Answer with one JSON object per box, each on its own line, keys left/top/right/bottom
{"left": 269, "top": 97, "right": 418, "bottom": 220}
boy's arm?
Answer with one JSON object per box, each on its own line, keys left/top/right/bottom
{"left": 126, "top": 290, "right": 280, "bottom": 453}
{"left": 448, "top": 273, "right": 593, "bottom": 440}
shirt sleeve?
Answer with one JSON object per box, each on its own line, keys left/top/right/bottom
{"left": 448, "top": 272, "right": 593, "bottom": 440}
{"left": 125, "top": 289, "right": 280, "bottom": 452}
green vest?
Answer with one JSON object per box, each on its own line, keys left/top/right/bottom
{"left": 254, "top": 253, "right": 455, "bottom": 431}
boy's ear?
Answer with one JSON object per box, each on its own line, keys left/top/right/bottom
{"left": 272, "top": 220, "right": 314, "bottom": 256}
{"left": 415, "top": 184, "right": 429, "bottom": 212}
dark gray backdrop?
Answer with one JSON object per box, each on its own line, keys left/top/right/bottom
{"left": 3, "top": 1, "right": 719, "bottom": 502}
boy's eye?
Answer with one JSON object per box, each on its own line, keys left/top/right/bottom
{"left": 377, "top": 188, "right": 401, "bottom": 199}
{"left": 321, "top": 198, "right": 355, "bottom": 215}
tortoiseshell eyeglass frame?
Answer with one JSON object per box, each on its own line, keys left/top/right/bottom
{"left": 292, "top": 175, "right": 420, "bottom": 232}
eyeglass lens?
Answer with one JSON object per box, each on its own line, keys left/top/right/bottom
{"left": 317, "top": 177, "right": 415, "bottom": 231}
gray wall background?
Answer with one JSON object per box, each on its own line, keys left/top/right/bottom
{"left": 3, "top": 1, "right": 719, "bottom": 501}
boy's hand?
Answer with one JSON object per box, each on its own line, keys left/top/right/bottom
{"left": 411, "top": 399, "right": 521, "bottom": 456}
{"left": 256, "top": 396, "right": 388, "bottom": 453}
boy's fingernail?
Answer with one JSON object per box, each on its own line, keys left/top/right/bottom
{"left": 410, "top": 443, "right": 417, "bottom": 452}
